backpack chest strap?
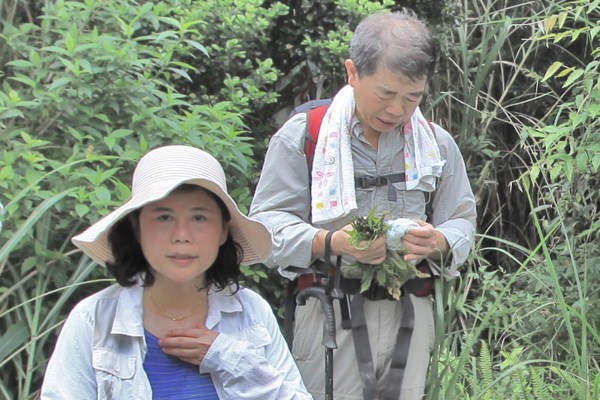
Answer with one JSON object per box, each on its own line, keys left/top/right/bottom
{"left": 354, "top": 172, "right": 405, "bottom": 201}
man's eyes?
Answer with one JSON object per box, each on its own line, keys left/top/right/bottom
{"left": 378, "top": 92, "right": 394, "bottom": 99}
{"left": 377, "top": 92, "right": 420, "bottom": 102}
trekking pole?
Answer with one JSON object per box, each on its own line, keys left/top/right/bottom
{"left": 296, "top": 286, "right": 337, "bottom": 400}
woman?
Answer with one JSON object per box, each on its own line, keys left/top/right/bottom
{"left": 41, "top": 145, "right": 312, "bottom": 399}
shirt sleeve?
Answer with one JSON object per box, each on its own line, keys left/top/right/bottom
{"left": 40, "top": 310, "right": 97, "bottom": 399}
{"left": 428, "top": 123, "right": 477, "bottom": 278}
{"left": 249, "top": 114, "right": 320, "bottom": 277}
{"left": 200, "top": 296, "right": 313, "bottom": 399}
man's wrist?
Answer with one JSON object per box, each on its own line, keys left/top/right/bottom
{"left": 429, "top": 230, "right": 450, "bottom": 261}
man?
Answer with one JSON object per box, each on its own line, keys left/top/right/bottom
{"left": 250, "top": 9, "right": 476, "bottom": 400}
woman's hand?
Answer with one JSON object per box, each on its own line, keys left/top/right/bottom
{"left": 159, "top": 322, "right": 219, "bottom": 365}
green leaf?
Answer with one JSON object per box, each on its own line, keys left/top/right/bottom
{"left": 6, "top": 60, "right": 33, "bottom": 68}
{"left": 75, "top": 203, "right": 90, "bottom": 218}
{"left": 9, "top": 74, "right": 37, "bottom": 88}
{"left": 158, "top": 17, "right": 181, "bottom": 29}
{"left": 48, "top": 77, "right": 73, "bottom": 90}
{"left": 0, "top": 321, "right": 29, "bottom": 363}
{"left": 59, "top": 57, "right": 79, "bottom": 76}
{"left": 21, "top": 256, "right": 37, "bottom": 274}
{"left": 542, "top": 62, "right": 563, "bottom": 82}
{"left": 0, "top": 188, "right": 78, "bottom": 263}
{"left": 549, "top": 162, "right": 562, "bottom": 182}
{"left": 41, "top": 45, "right": 70, "bottom": 56}
{"left": 0, "top": 109, "right": 24, "bottom": 119}
{"left": 184, "top": 39, "right": 209, "bottom": 57}
{"left": 168, "top": 67, "right": 192, "bottom": 82}
{"left": 563, "top": 68, "right": 585, "bottom": 88}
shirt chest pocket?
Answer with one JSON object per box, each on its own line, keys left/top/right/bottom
{"left": 230, "top": 325, "right": 271, "bottom": 353}
{"left": 93, "top": 348, "right": 139, "bottom": 399}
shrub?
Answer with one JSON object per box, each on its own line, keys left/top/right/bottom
{"left": 0, "top": 0, "right": 285, "bottom": 397}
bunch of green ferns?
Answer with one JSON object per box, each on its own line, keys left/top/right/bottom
{"left": 342, "top": 210, "right": 429, "bottom": 300}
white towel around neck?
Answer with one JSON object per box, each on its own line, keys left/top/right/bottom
{"left": 310, "top": 85, "right": 445, "bottom": 224}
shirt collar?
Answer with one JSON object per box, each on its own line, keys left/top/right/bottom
{"left": 112, "top": 280, "right": 145, "bottom": 337}
{"left": 110, "top": 278, "right": 245, "bottom": 334}
{"left": 205, "top": 285, "right": 243, "bottom": 329}
{"left": 351, "top": 114, "right": 362, "bottom": 138}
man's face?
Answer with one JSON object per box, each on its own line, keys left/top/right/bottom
{"left": 345, "top": 59, "right": 427, "bottom": 140}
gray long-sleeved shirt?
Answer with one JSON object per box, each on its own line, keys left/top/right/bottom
{"left": 249, "top": 113, "right": 476, "bottom": 280}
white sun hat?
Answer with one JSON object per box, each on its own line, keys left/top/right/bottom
{"left": 72, "top": 145, "right": 272, "bottom": 266}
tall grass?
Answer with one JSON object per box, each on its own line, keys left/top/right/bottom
{"left": 0, "top": 162, "right": 115, "bottom": 399}
{"left": 428, "top": 226, "right": 598, "bottom": 398}
{"left": 424, "top": 0, "right": 599, "bottom": 397}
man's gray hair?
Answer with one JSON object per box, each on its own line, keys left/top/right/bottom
{"left": 349, "top": 9, "right": 436, "bottom": 80}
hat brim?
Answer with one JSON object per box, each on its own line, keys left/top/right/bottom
{"left": 72, "top": 178, "right": 271, "bottom": 266}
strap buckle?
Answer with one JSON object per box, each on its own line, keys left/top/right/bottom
{"left": 355, "top": 175, "right": 387, "bottom": 188}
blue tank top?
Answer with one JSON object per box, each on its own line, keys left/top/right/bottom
{"left": 143, "top": 330, "right": 219, "bottom": 399}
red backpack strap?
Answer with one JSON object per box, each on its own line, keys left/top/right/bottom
{"left": 305, "top": 104, "right": 329, "bottom": 169}
{"left": 426, "top": 119, "right": 435, "bottom": 133}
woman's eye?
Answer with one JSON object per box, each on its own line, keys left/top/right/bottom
{"left": 156, "top": 214, "right": 172, "bottom": 221}
{"left": 193, "top": 215, "right": 207, "bottom": 222}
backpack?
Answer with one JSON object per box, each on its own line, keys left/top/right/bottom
{"left": 287, "top": 98, "right": 332, "bottom": 170}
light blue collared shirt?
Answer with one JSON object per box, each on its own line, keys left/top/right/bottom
{"left": 40, "top": 277, "right": 312, "bottom": 400}
{"left": 249, "top": 113, "right": 477, "bottom": 280}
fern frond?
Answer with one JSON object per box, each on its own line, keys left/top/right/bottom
{"left": 549, "top": 366, "right": 584, "bottom": 397}
{"left": 479, "top": 341, "right": 494, "bottom": 400}
{"left": 530, "top": 367, "right": 551, "bottom": 400}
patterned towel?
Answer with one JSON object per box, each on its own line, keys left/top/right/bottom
{"left": 310, "top": 85, "right": 445, "bottom": 224}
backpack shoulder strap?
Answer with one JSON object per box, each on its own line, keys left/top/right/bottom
{"left": 424, "top": 120, "right": 437, "bottom": 222}
{"left": 282, "top": 99, "right": 330, "bottom": 350}
{"left": 285, "top": 98, "right": 332, "bottom": 169}
{"left": 305, "top": 104, "right": 329, "bottom": 169}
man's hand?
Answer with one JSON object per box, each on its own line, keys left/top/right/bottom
{"left": 159, "top": 322, "right": 219, "bottom": 366}
{"left": 331, "top": 224, "right": 387, "bottom": 265}
{"left": 402, "top": 220, "right": 449, "bottom": 262}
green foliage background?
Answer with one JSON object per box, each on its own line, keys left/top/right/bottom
{"left": 1, "top": 0, "right": 598, "bottom": 398}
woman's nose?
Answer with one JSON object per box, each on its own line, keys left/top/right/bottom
{"left": 171, "top": 221, "right": 192, "bottom": 243}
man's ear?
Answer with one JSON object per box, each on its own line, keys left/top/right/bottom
{"left": 345, "top": 59, "right": 358, "bottom": 86}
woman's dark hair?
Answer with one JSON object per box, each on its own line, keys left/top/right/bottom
{"left": 105, "top": 185, "right": 244, "bottom": 292}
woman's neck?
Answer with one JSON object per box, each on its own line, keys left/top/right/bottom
{"left": 143, "top": 280, "right": 209, "bottom": 333}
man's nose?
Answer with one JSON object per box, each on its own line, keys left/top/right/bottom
{"left": 386, "top": 99, "right": 405, "bottom": 117}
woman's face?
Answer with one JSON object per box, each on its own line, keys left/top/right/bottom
{"left": 136, "top": 188, "right": 228, "bottom": 285}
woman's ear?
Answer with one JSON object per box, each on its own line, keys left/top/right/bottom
{"left": 219, "top": 224, "right": 229, "bottom": 246}
{"left": 129, "top": 213, "right": 141, "bottom": 242}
